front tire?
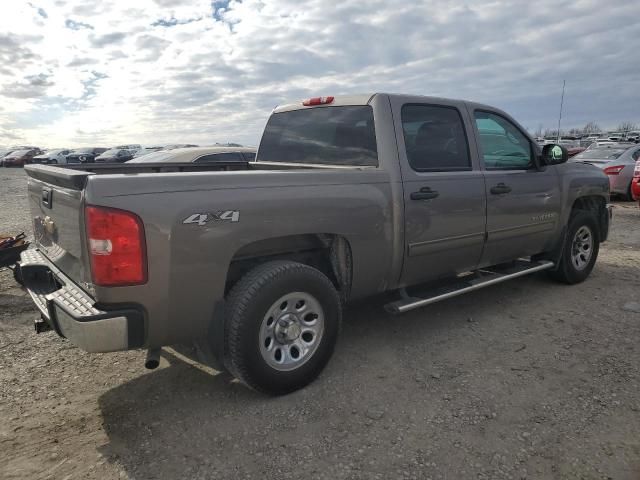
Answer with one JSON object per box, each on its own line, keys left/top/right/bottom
{"left": 224, "top": 261, "right": 341, "bottom": 395}
{"left": 549, "top": 210, "right": 600, "bottom": 284}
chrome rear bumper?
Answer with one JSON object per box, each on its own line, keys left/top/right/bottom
{"left": 19, "top": 249, "right": 145, "bottom": 353}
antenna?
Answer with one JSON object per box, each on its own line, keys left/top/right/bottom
{"left": 557, "top": 80, "right": 565, "bottom": 143}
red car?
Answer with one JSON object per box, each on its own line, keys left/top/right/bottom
{"left": 631, "top": 160, "right": 640, "bottom": 202}
{"left": 2, "top": 149, "right": 41, "bottom": 167}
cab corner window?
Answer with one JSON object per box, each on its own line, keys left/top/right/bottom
{"left": 401, "top": 104, "right": 471, "bottom": 172}
{"left": 474, "top": 111, "right": 533, "bottom": 170}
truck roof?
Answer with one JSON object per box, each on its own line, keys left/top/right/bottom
{"left": 273, "top": 93, "right": 484, "bottom": 114}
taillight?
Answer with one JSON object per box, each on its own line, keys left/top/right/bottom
{"left": 302, "top": 96, "right": 334, "bottom": 106}
{"left": 603, "top": 165, "right": 625, "bottom": 175}
{"left": 633, "top": 160, "right": 640, "bottom": 178}
{"left": 85, "top": 205, "right": 147, "bottom": 286}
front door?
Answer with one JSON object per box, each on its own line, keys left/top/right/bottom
{"left": 392, "top": 99, "right": 487, "bottom": 287}
{"left": 470, "top": 109, "right": 562, "bottom": 266}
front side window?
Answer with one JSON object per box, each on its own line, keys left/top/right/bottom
{"left": 401, "top": 104, "right": 471, "bottom": 171}
{"left": 257, "top": 106, "right": 378, "bottom": 166}
{"left": 474, "top": 111, "right": 533, "bottom": 170}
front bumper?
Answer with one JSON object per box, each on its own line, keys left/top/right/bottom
{"left": 19, "top": 249, "right": 145, "bottom": 353}
{"left": 608, "top": 174, "right": 631, "bottom": 196}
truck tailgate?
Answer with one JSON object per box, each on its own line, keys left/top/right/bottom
{"left": 25, "top": 165, "right": 92, "bottom": 287}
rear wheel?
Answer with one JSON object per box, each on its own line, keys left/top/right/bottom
{"left": 224, "top": 260, "right": 341, "bottom": 395}
{"left": 549, "top": 210, "right": 600, "bottom": 284}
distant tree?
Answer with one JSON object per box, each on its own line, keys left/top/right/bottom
{"left": 532, "top": 124, "right": 542, "bottom": 138}
{"left": 568, "top": 127, "right": 582, "bottom": 135}
{"left": 582, "top": 122, "right": 601, "bottom": 134}
{"left": 617, "top": 121, "right": 638, "bottom": 133}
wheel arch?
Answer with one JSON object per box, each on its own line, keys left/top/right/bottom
{"left": 224, "top": 233, "right": 353, "bottom": 302}
{"left": 570, "top": 194, "right": 608, "bottom": 242}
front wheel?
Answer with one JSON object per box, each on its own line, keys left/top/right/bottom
{"left": 549, "top": 210, "right": 600, "bottom": 284}
{"left": 224, "top": 261, "right": 341, "bottom": 395}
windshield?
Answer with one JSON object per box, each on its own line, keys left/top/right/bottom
{"left": 257, "top": 106, "right": 378, "bottom": 166}
{"left": 71, "top": 148, "right": 93, "bottom": 154}
{"left": 575, "top": 148, "right": 626, "bottom": 160}
{"left": 8, "top": 149, "right": 29, "bottom": 156}
{"left": 97, "top": 148, "right": 122, "bottom": 157}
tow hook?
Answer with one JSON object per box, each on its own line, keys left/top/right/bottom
{"left": 145, "top": 348, "right": 161, "bottom": 370}
{"left": 34, "top": 315, "right": 52, "bottom": 333}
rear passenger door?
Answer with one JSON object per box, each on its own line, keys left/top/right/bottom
{"left": 391, "top": 98, "right": 487, "bottom": 287}
{"left": 470, "top": 108, "right": 562, "bottom": 266}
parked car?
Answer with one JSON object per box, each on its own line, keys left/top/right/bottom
{"left": 164, "top": 144, "right": 199, "bottom": 150}
{"left": 115, "top": 144, "right": 142, "bottom": 154}
{"left": 567, "top": 147, "right": 586, "bottom": 157}
{"left": 127, "top": 146, "right": 256, "bottom": 164}
{"left": 2, "top": 148, "right": 42, "bottom": 167}
{"left": 32, "top": 149, "right": 71, "bottom": 165}
{"left": 19, "top": 93, "right": 611, "bottom": 395}
{"left": 0, "top": 148, "right": 17, "bottom": 165}
{"left": 626, "top": 131, "right": 640, "bottom": 142}
{"left": 607, "top": 132, "right": 624, "bottom": 141}
{"left": 571, "top": 144, "right": 640, "bottom": 199}
{"left": 631, "top": 160, "right": 640, "bottom": 201}
{"left": 95, "top": 148, "right": 135, "bottom": 163}
{"left": 133, "top": 146, "right": 165, "bottom": 158}
{"left": 65, "top": 147, "right": 108, "bottom": 163}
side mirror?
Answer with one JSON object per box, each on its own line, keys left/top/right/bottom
{"left": 541, "top": 144, "right": 568, "bottom": 165}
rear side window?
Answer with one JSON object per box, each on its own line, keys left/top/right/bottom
{"left": 474, "top": 111, "right": 533, "bottom": 170}
{"left": 257, "top": 106, "right": 378, "bottom": 166}
{"left": 401, "top": 104, "right": 471, "bottom": 171}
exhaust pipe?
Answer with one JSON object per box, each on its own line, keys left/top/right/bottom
{"left": 145, "top": 348, "right": 161, "bottom": 370}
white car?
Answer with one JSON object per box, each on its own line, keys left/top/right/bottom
{"left": 32, "top": 149, "right": 71, "bottom": 165}
{"left": 607, "top": 132, "right": 624, "bottom": 141}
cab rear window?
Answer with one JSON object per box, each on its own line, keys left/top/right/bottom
{"left": 257, "top": 106, "right": 378, "bottom": 166}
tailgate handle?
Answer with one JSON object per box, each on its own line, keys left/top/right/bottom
{"left": 42, "top": 188, "right": 53, "bottom": 208}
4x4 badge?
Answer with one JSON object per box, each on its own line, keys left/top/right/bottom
{"left": 182, "top": 211, "right": 240, "bottom": 226}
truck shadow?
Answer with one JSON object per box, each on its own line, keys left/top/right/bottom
{"left": 96, "top": 270, "right": 619, "bottom": 478}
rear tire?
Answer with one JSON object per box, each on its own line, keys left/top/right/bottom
{"left": 224, "top": 260, "right": 341, "bottom": 395}
{"left": 549, "top": 210, "right": 600, "bottom": 284}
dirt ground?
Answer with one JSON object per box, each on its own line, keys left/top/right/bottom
{"left": 0, "top": 167, "right": 639, "bottom": 480}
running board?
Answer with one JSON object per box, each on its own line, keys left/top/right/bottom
{"left": 385, "top": 259, "right": 555, "bottom": 314}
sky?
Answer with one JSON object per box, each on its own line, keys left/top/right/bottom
{"left": 0, "top": 0, "right": 639, "bottom": 148}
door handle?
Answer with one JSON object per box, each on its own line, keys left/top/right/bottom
{"left": 490, "top": 183, "right": 512, "bottom": 195}
{"left": 410, "top": 187, "right": 439, "bottom": 200}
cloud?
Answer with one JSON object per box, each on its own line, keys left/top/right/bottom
{"left": 90, "top": 32, "right": 127, "bottom": 47}
{"left": 2, "top": 74, "right": 53, "bottom": 99}
{"left": 65, "top": 19, "right": 94, "bottom": 30}
{"left": 135, "top": 34, "right": 171, "bottom": 61}
{"left": 0, "top": 0, "right": 639, "bottom": 148}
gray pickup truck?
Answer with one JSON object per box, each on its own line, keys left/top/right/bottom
{"left": 19, "top": 93, "right": 611, "bottom": 395}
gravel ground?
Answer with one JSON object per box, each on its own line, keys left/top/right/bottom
{"left": 1, "top": 167, "right": 639, "bottom": 480}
